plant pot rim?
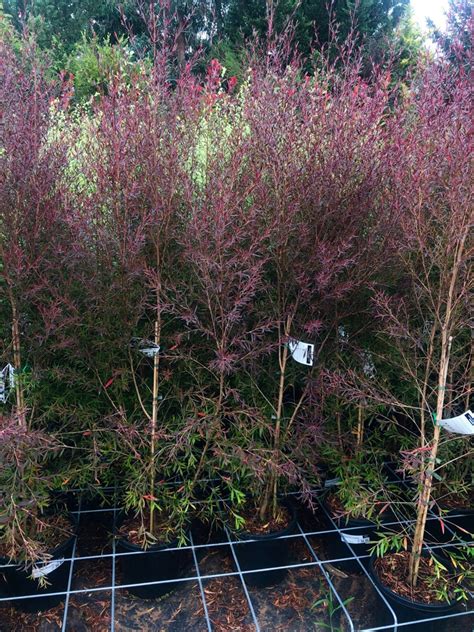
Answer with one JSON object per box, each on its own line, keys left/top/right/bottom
{"left": 368, "top": 552, "right": 459, "bottom": 611}
{"left": 437, "top": 506, "right": 474, "bottom": 516}
{"left": 115, "top": 511, "right": 189, "bottom": 552}
{"left": 232, "top": 498, "right": 297, "bottom": 542}
{"left": 321, "top": 489, "right": 395, "bottom": 527}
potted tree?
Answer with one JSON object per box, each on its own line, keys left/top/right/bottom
{"left": 170, "top": 54, "right": 310, "bottom": 587}
{"left": 336, "top": 52, "right": 474, "bottom": 626}
{"left": 61, "top": 20, "right": 203, "bottom": 597}
{"left": 223, "top": 38, "right": 396, "bottom": 586}
{"left": 0, "top": 33, "right": 77, "bottom": 612}
{"left": 319, "top": 438, "right": 410, "bottom": 574}
{"left": 0, "top": 416, "right": 76, "bottom": 612}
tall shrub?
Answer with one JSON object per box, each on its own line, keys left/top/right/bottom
{"left": 331, "top": 54, "right": 473, "bottom": 587}
{"left": 242, "top": 45, "right": 396, "bottom": 520}
{"left": 0, "top": 36, "right": 73, "bottom": 558}
{"left": 63, "top": 40, "right": 202, "bottom": 537}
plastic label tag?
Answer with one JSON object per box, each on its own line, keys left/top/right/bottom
{"left": 130, "top": 338, "right": 160, "bottom": 357}
{"left": 324, "top": 478, "right": 341, "bottom": 488}
{"left": 340, "top": 533, "right": 370, "bottom": 545}
{"left": 438, "top": 410, "right": 474, "bottom": 435}
{"left": 0, "top": 364, "right": 14, "bottom": 404}
{"left": 32, "top": 558, "right": 64, "bottom": 579}
{"left": 139, "top": 346, "right": 160, "bottom": 357}
{"left": 288, "top": 339, "right": 314, "bottom": 366}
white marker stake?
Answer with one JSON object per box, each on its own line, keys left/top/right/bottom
{"left": 438, "top": 410, "right": 474, "bottom": 435}
{"left": 288, "top": 339, "right": 314, "bottom": 366}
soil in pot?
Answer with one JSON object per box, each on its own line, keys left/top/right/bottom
{"left": 0, "top": 514, "right": 76, "bottom": 613}
{"left": 231, "top": 501, "right": 297, "bottom": 588}
{"left": 369, "top": 551, "right": 461, "bottom": 632}
{"left": 321, "top": 492, "right": 395, "bottom": 574}
{"left": 115, "top": 511, "right": 192, "bottom": 599}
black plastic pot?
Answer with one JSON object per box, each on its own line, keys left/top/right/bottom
{"left": 444, "top": 508, "right": 474, "bottom": 539}
{"left": 231, "top": 501, "right": 297, "bottom": 588}
{"left": 382, "top": 461, "right": 416, "bottom": 488}
{"left": 0, "top": 518, "right": 77, "bottom": 613}
{"left": 320, "top": 493, "right": 394, "bottom": 574}
{"left": 52, "top": 488, "right": 117, "bottom": 530}
{"left": 115, "top": 515, "right": 191, "bottom": 599}
{"left": 368, "top": 554, "right": 459, "bottom": 632}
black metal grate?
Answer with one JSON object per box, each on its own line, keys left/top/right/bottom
{"left": 1, "top": 474, "right": 472, "bottom": 631}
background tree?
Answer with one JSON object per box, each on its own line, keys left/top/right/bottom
{"left": 429, "top": 0, "right": 474, "bottom": 67}
{"left": 2, "top": 1, "right": 419, "bottom": 79}
{"left": 220, "top": 0, "right": 410, "bottom": 59}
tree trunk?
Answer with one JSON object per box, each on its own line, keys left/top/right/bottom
{"left": 409, "top": 227, "right": 468, "bottom": 586}
{"left": 420, "top": 322, "right": 436, "bottom": 448}
{"left": 149, "top": 318, "right": 161, "bottom": 535}
{"left": 260, "top": 317, "right": 290, "bottom": 522}
{"left": 409, "top": 334, "right": 451, "bottom": 586}
{"left": 176, "top": 12, "right": 186, "bottom": 68}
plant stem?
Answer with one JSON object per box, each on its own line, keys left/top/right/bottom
{"left": 191, "top": 370, "right": 225, "bottom": 487}
{"left": 149, "top": 319, "right": 160, "bottom": 536}
{"left": 260, "top": 316, "right": 290, "bottom": 522}
{"left": 420, "top": 322, "right": 436, "bottom": 448}
{"left": 409, "top": 225, "right": 468, "bottom": 587}
{"left": 10, "top": 293, "right": 26, "bottom": 427}
{"left": 356, "top": 404, "right": 364, "bottom": 450}
{"left": 409, "top": 334, "right": 452, "bottom": 586}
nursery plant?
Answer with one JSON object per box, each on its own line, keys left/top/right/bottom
{"left": 60, "top": 12, "right": 198, "bottom": 526}
{"left": 55, "top": 8, "right": 216, "bottom": 599}
{"left": 375, "top": 54, "right": 472, "bottom": 596}
{"left": 0, "top": 33, "right": 78, "bottom": 611}
{"left": 173, "top": 57, "right": 277, "bottom": 528}
{"left": 333, "top": 44, "right": 473, "bottom": 611}
{"left": 238, "top": 37, "right": 397, "bottom": 527}
{"left": 320, "top": 443, "right": 408, "bottom": 524}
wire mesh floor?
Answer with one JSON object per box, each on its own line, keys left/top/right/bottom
{"left": 1, "top": 473, "right": 473, "bottom": 631}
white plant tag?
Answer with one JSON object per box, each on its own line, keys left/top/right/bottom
{"left": 139, "top": 346, "right": 160, "bottom": 357}
{"left": 32, "top": 558, "right": 65, "bottom": 579}
{"left": 130, "top": 337, "right": 160, "bottom": 357}
{"left": 0, "top": 364, "right": 14, "bottom": 404}
{"left": 324, "top": 478, "right": 341, "bottom": 488}
{"left": 288, "top": 339, "right": 314, "bottom": 366}
{"left": 438, "top": 410, "right": 474, "bottom": 435}
{"left": 340, "top": 533, "right": 370, "bottom": 545}
{"left": 0, "top": 374, "right": 5, "bottom": 404}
